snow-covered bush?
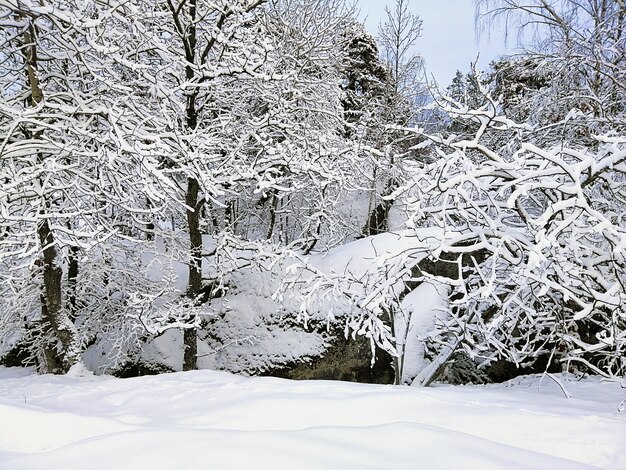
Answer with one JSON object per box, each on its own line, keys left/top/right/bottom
{"left": 396, "top": 90, "right": 626, "bottom": 378}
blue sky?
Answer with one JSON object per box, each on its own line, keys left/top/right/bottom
{"left": 356, "top": 0, "right": 517, "bottom": 87}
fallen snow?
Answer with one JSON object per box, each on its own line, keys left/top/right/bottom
{"left": 307, "top": 230, "right": 443, "bottom": 281}
{"left": 1, "top": 367, "right": 624, "bottom": 469}
{"left": 397, "top": 281, "right": 450, "bottom": 383}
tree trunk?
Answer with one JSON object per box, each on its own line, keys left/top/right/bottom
{"left": 265, "top": 190, "right": 278, "bottom": 240}
{"left": 179, "top": 0, "right": 202, "bottom": 372}
{"left": 23, "top": 16, "right": 75, "bottom": 373}
{"left": 38, "top": 218, "right": 75, "bottom": 373}
{"left": 363, "top": 178, "right": 398, "bottom": 236}
{"left": 67, "top": 244, "right": 80, "bottom": 318}
{"left": 146, "top": 197, "right": 155, "bottom": 241}
{"left": 184, "top": 176, "right": 202, "bottom": 371}
{"left": 38, "top": 293, "right": 62, "bottom": 373}
{"left": 363, "top": 198, "right": 394, "bottom": 236}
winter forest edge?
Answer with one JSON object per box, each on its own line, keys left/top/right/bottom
{"left": 1, "top": 0, "right": 625, "bottom": 392}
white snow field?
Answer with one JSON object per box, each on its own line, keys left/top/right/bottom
{"left": 0, "top": 366, "right": 624, "bottom": 470}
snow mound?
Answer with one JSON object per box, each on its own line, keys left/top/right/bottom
{"left": 65, "top": 361, "right": 95, "bottom": 379}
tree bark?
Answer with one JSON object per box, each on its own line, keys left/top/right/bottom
{"left": 67, "top": 244, "right": 80, "bottom": 317}
{"left": 363, "top": 178, "right": 398, "bottom": 236}
{"left": 23, "top": 15, "right": 75, "bottom": 373}
{"left": 265, "top": 190, "right": 278, "bottom": 240}
{"left": 146, "top": 197, "right": 155, "bottom": 241}
{"left": 172, "top": 0, "right": 267, "bottom": 371}
{"left": 38, "top": 218, "right": 75, "bottom": 372}
{"left": 173, "top": 0, "right": 202, "bottom": 372}
{"left": 184, "top": 176, "right": 201, "bottom": 371}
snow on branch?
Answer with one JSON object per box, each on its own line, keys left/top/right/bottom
{"left": 395, "top": 86, "right": 626, "bottom": 377}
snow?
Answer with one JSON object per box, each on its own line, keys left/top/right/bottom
{"left": 1, "top": 367, "right": 624, "bottom": 469}
{"left": 398, "top": 281, "right": 450, "bottom": 383}
{"left": 308, "top": 230, "right": 440, "bottom": 279}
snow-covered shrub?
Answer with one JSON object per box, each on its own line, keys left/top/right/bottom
{"left": 396, "top": 90, "right": 626, "bottom": 379}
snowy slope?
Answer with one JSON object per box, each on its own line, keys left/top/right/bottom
{"left": 1, "top": 366, "right": 624, "bottom": 469}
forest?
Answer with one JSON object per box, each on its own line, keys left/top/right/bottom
{"left": 1, "top": 0, "right": 625, "bottom": 388}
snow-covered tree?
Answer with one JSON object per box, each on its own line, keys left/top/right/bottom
{"left": 443, "top": 69, "right": 488, "bottom": 135}
{"left": 230, "top": 0, "right": 359, "bottom": 250}
{"left": 378, "top": 0, "right": 425, "bottom": 117}
{"left": 358, "top": 0, "right": 426, "bottom": 237}
{"left": 285, "top": 0, "right": 625, "bottom": 385}
{"left": 0, "top": 0, "right": 370, "bottom": 375}
{"left": 100, "top": 0, "right": 362, "bottom": 371}
{"left": 0, "top": 0, "right": 179, "bottom": 372}
{"left": 340, "top": 21, "right": 390, "bottom": 136}
{"left": 479, "top": 0, "right": 626, "bottom": 142}
{"left": 281, "top": 230, "right": 452, "bottom": 385}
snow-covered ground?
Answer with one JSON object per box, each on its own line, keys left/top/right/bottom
{"left": 1, "top": 367, "right": 624, "bottom": 469}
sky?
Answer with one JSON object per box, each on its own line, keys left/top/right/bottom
{"left": 356, "top": 0, "right": 517, "bottom": 87}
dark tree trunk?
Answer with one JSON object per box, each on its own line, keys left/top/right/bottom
{"left": 67, "top": 244, "right": 80, "bottom": 318}
{"left": 146, "top": 198, "right": 155, "bottom": 241}
{"left": 22, "top": 16, "right": 75, "bottom": 373}
{"left": 38, "top": 218, "right": 74, "bottom": 373}
{"left": 184, "top": 176, "right": 202, "bottom": 371}
{"left": 265, "top": 190, "right": 278, "bottom": 240}
{"left": 364, "top": 198, "right": 394, "bottom": 236}
{"left": 178, "top": 0, "right": 200, "bottom": 372}
{"left": 38, "top": 293, "right": 62, "bottom": 373}
{"left": 363, "top": 179, "right": 398, "bottom": 236}
{"left": 170, "top": 0, "right": 266, "bottom": 372}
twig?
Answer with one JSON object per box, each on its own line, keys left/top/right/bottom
{"left": 540, "top": 372, "right": 572, "bottom": 399}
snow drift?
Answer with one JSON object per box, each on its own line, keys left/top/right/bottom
{"left": 0, "top": 367, "right": 624, "bottom": 469}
